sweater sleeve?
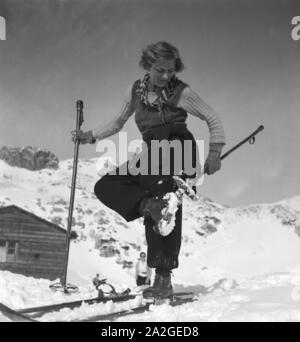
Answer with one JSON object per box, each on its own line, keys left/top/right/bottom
{"left": 178, "top": 87, "right": 226, "bottom": 145}
{"left": 92, "top": 85, "right": 134, "bottom": 140}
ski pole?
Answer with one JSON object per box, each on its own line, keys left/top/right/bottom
{"left": 180, "top": 125, "right": 265, "bottom": 190}
{"left": 61, "top": 100, "right": 84, "bottom": 293}
{"left": 220, "top": 125, "right": 264, "bottom": 160}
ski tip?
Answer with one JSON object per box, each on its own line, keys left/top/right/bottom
{"left": 0, "top": 303, "right": 36, "bottom": 322}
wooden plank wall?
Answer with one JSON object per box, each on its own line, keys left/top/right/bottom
{"left": 0, "top": 209, "right": 67, "bottom": 280}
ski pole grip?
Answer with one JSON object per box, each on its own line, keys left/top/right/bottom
{"left": 221, "top": 124, "right": 265, "bottom": 160}
{"left": 254, "top": 125, "right": 264, "bottom": 134}
{"left": 76, "top": 100, "right": 84, "bottom": 129}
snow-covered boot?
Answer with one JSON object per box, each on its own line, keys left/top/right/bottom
{"left": 143, "top": 270, "right": 173, "bottom": 299}
{"left": 139, "top": 194, "right": 180, "bottom": 236}
{"left": 139, "top": 197, "right": 167, "bottom": 223}
{"left": 156, "top": 192, "right": 180, "bottom": 236}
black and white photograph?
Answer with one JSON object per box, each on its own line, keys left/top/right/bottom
{"left": 0, "top": 0, "right": 300, "bottom": 323}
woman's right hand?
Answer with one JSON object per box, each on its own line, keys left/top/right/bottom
{"left": 71, "top": 129, "right": 96, "bottom": 144}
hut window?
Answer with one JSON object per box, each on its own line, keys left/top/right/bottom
{"left": 0, "top": 241, "right": 19, "bottom": 262}
{"left": 0, "top": 241, "right": 6, "bottom": 262}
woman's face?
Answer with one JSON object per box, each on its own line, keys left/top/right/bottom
{"left": 149, "top": 58, "right": 176, "bottom": 89}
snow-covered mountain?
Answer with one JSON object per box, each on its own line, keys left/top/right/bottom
{"left": 1, "top": 157, "right": 300, "bottom": 322}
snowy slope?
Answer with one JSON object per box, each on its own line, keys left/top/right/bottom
{"left": 0, "top": 158, "right": 300, "bottom": 322}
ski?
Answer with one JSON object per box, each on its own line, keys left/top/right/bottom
{"left": 0, "top": 303, "right": 37, "bottom": 322}
{"left": 72, "top": 292, "right": 196, "bottom": 322}
{"left": 17, "top": 292, "right": 138, "bottom": 318}
{"left": 72, "top": 302, "right": 152, "bottom": 322}
{"left": 1, "top": 294, "right": 137, "bottom": 322}
{"left": 1, "top": 292, "right": 195, "bottom": 322}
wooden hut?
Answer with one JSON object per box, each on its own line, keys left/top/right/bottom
{"left": 0, "top": 205, "right": 66, "bottom": 280}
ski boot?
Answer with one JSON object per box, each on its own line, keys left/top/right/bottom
{"left": 139, "top": 194, "right": 179, "bottom": 236}
{"left": 143, "top": 270, "right": 173, "bottom": 299}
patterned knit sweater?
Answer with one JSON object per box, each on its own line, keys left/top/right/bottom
{"left": 92, "top": 81, "right": 225, "bottom": 147}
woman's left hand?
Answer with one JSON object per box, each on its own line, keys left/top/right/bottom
{"left": 204, "top": 150, "right": 221, "bottom": 175}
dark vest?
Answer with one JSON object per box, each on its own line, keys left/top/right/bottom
{"left": 131, "top": 78, "right": 189, "bottom": 135}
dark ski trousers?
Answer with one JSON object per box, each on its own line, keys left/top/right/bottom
{"left": 94, "top": 123, "right": 199, "bottom": 271}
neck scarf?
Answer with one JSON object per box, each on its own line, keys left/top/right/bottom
{"left": 135, "top": 73, "right": 178, "bottom": 110}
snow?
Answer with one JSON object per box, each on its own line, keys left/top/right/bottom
{"left": 191, "top": 216, "right": 300, "bottom": 278}
{"left": 158, "top": 192, "right": 180, "bottom": 236}
{"left": 95, "top": 156, "right": 117, "bottom": 176}
{"left": 0, "top": 158, "right": 300, "bottom": 322}
{"left": 68, "top": 241, "right": 135, "bottom": 289}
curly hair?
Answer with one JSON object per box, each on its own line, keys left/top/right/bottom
{"left": 139, "top": 41, "right": 185, "bottom": 72}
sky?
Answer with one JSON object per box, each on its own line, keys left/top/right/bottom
{"left": 0, "top": 0, "right": 299, "bottom": 207}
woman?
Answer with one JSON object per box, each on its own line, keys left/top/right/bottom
{"left": 72, "top": 41, "right": 225, "bottom": 298}
{"left": 135, "top": 252, "right": 152, "bottom": 287}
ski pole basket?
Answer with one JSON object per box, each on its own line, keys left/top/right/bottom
{"left": 49, "top": 282, "right": 79, "bottom": 294}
